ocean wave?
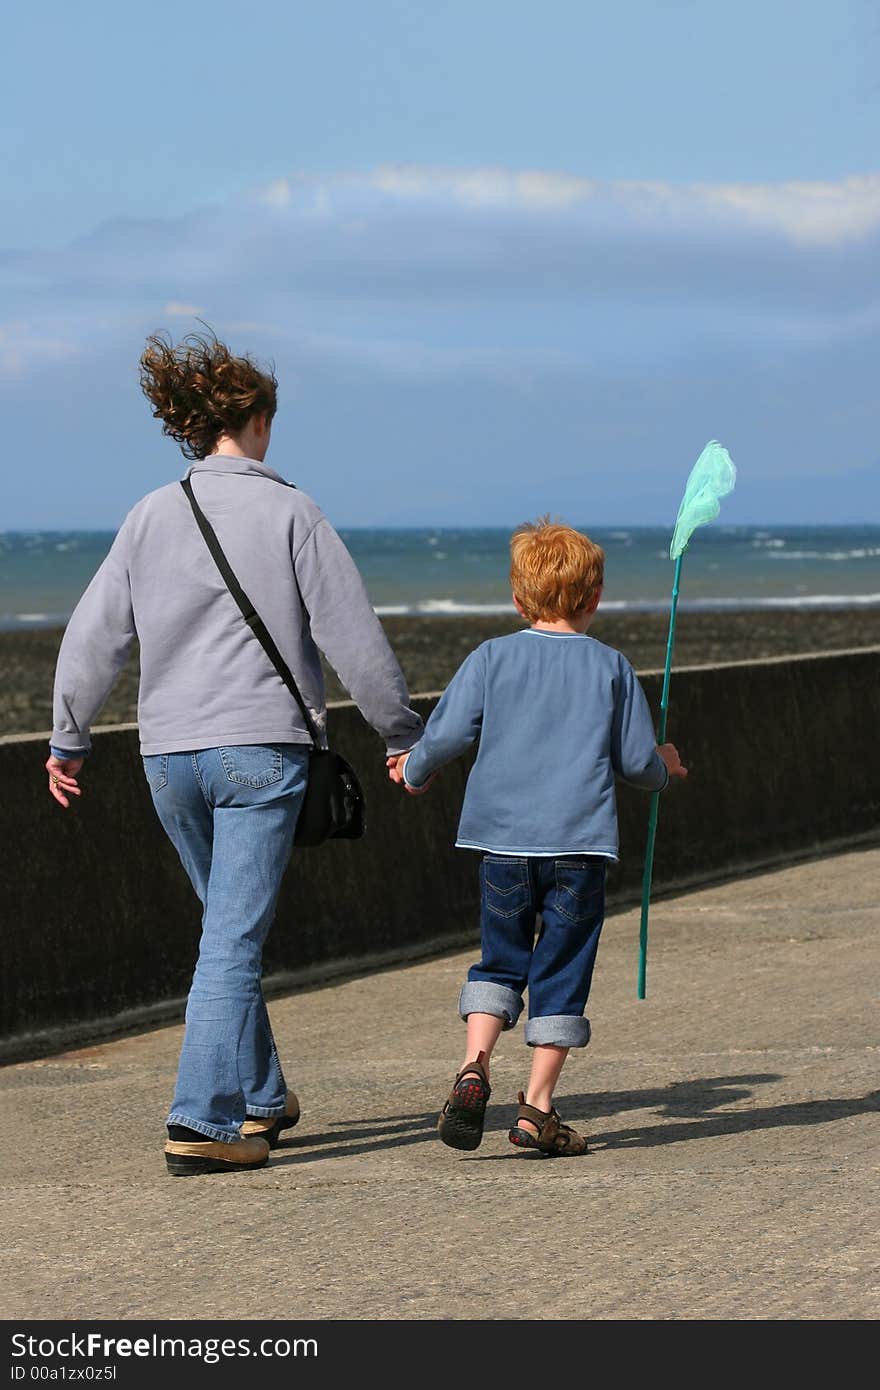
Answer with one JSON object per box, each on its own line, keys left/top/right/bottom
{"left": 607, "top": 594, "right": 880, "bottom": 612}
{"left": 374, "top": 594, "right": 880, "bottom": 617}
{"left": 0, "top": 612, "right": 65, "bottom": 628}
{"left": 5, "top": 592, "right": 880, "bottom": 632}
{"left": 411, "top": 599, "right": 520, "bottom": 615}
{"left": 766, "top": 548, "right": 880, "bottom": 561}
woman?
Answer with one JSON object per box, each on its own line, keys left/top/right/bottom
{"left": 46, "top": 332, "right": 424, "bottom": 1176}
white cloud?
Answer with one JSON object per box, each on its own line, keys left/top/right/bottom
{"left": 0, "top": 321, "right": 80, "bottom": 379}
{"left": 3, "top": 162, "right": 878, "bottom": 393}
{"left": 701, "top": 175, "right": 880, "bottom": 245}
{"left": 252, "top": 165, "right": 880, "bottom": 245}
{"left": 261, "top": 178, "right": 292, "bottom": 208}
{"left": 369, "top": 165, "right": 593, "bottom": 210}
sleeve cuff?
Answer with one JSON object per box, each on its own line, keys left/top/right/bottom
{"left": 50, "top": 744, "right": 90, "bottom": 760}
{"left": 402, "top": 755, "right": 429, "bottom": 791}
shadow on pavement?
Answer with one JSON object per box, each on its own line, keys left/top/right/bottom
{"left": 263, "top": 1072, "right": 879, "bottom": 1165}
{"left": 590, "top": 1090, "right": 880, "bottom": 1150}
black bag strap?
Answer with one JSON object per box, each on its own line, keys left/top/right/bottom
{"left": 180, "top": 476, "right": 321, "bottom": 747}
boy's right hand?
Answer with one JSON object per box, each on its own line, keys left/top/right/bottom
{"left": 658, "top": 743, "right": 687, "bottom": 779}
{"left": 386, "top": 752, "right": 436, "bottom": 795}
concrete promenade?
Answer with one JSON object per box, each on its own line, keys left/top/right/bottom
{"left": 2, "top": 845, "right": 878, "bottom": 1321}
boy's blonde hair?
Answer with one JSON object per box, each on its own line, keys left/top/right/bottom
{"left": 510, "top": 517, "right": 605, "bottom": 623}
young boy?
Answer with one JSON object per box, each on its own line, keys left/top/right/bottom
{"left": 388, "top": 518, "right": 686, "bottom": 1156}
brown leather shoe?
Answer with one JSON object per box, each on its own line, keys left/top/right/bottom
{"left": 241, "top": 1091, "right": 301, "bottom": 1148}
{"left": 164, "top": 1133, "right": 270, "bottom": 1176}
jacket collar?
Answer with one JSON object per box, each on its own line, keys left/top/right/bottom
{"left": 183, "top": 454, "right": 293, "bottom": 488}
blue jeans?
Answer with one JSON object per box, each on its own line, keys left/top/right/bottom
{"left": 459, "top": 854, "right": 607, "bottom": 1048}
{"left": 142, "top": 744, "right": 309, "bottom": 1142}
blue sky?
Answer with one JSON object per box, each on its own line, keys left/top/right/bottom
{"left": 2, "top": 1, "right": 878, "bottom": 527}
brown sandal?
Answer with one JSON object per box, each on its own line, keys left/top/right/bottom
{"left": 437, "top": 1054, "right": 491, "bottom": 1151}
{"left": 508, "top": 1091, "right": 588, "bottom": 1156}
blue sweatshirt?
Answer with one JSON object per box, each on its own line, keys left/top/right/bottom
{"left": 51, "top": 455, "right": 423, "bottom": 758}
{"left": 402, "top": 628, "right": 668, "bottom": 859}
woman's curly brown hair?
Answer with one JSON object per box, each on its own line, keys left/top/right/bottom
{"left": 139, "top": 330, "right": 278, "bottom": 460}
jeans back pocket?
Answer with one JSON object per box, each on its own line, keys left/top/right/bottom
{"left": 218, "top": 745, "right": 283, "bottom": 788}
{"left": 553, "top": 859, "right": 605, "bottom": 924}
{"left": 483, "top": 856, "right": 532, "bottom": 918}
{"left": 142, "top": 753, "right": 168, "bottom": 794}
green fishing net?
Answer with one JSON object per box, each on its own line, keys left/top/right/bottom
{"left": 669, "top": 440, "right": 737, "bottom": 560}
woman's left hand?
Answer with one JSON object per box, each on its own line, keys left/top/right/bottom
{"left": 46, "top": 755, "right": 84, "bottom": 809}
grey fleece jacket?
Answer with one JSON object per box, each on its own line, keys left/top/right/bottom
{"left": 51, "top": 455, "right": 424, "bottom": 758}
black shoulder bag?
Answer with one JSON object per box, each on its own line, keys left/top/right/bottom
{"left": 180, "top": 477, "right": 365, "bottom": 847}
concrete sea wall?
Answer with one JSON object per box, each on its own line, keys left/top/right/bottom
{"left": 2, "top": 647, "right": 878, "bottom": 1061}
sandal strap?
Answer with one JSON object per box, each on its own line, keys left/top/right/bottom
{"left": 456, "top": 1059, "right": 489, "bottom": 1087}
{"left": 516, "top": 1101, "right": 551, "bottom": 1128}
{"left": 513, "top": 1092, "right": 585, "bottom": 1152}
{"left": 540, "top": 1110, "right": 564, "bottom": 1146}
{"left": 539, "top": 1111, "right": 587, "bottom": 1153}
{"left": 442, "top": 1055, "right": 491, "bottom": 1114}
{"left": 515, "top": 1090, "right": 552, "bottom": 1129}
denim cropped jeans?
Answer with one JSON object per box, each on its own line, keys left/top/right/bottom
{"left": 143, "top": 744, "right": 309, "bottom": 1142}
{"left": 459, "top": 853, "right": 607, "bottom": 1048}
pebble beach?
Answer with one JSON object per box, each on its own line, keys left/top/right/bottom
{"left": 4, "top": 606, "right": 879, "bottom": 741}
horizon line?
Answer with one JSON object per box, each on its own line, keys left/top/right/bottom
{"left": 2, "top": 520, "right": 879, "bottom": 535}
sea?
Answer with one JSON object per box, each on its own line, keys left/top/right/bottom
{"left": 1, "top": 525, "right": 879, "bottom": 630}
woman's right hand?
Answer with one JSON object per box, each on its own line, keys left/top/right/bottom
{"left": 386, "top": 752, "right": 436, "bottom": 795}
{"left": 386, "top": 753, "right": 406, "bottom": 784}
{"left": 46, "top": 755, "right": 84, "bottom": 808}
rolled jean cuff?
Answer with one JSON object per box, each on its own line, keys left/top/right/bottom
{"left": 459, "top": 981, "right": 524, "bottom": 1030}
{"left": 167, "top": 1112, "right": 240, "bottom": 1143}
{"left": 245, "top": 1102, "right": 288, "bottom": 1118}
{"left": 524, "top": 1015, "right": 591, "bottom": 1048}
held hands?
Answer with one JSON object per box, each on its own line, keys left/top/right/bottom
{"left": 386, "top": 752, "right": 437, "bottom": 796}
{"left": 46, "top": 755, "right": 84, "bottom": 808}
{"left": 658, "top": 743, "right": 688, "bottom": 779}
